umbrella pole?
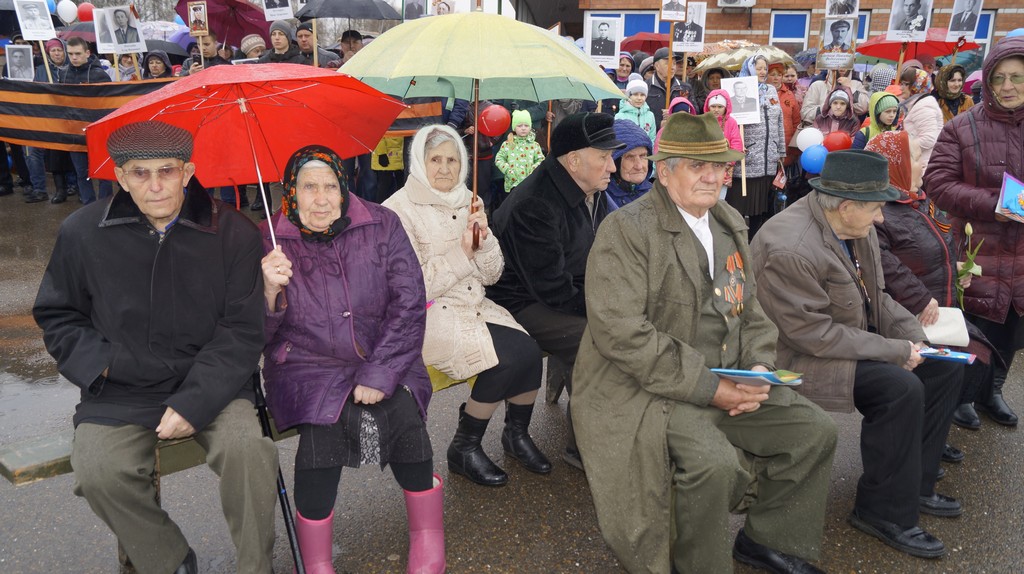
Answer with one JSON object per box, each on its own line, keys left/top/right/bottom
{"left": 471, "top": 79, "right": 480, "bottom": 249}
{"left": 546, "top": 101, "right": 552, "bottom": 152}
{"left": 739, "top": 125, "right": 747, "bottom": 197}
{"left": 896, "top": 42, "right": 907, "bottom": 78}
{"left": 39, "top": 41, "right": 54, "bottom": 83}
{"left": 241, "top": 111, "right": 278, "bottom": 248}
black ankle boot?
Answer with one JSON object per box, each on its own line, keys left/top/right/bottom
{"left": 976, "top": 373, "right": 1018, "bottom": 426}
{"left": 50, "top": 174, "right": 67, "bottom": 204}
{"left": 448, "top": 403, "right": 508, "bottom": 486}
{"left": 502, "top": 402, "right": 552, "bottom": 474}
{"left": 174, "top": 548, "right": 197, "bottom": 574}
{"left": 952, "top": 403, "right": 981, "bottom": 430}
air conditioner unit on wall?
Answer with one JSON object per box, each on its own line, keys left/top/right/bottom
{"left": 718, "top": 0, "right": 756, "bottom": 8}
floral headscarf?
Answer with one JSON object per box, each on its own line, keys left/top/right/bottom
{"left": 906, "top": 68, "right": 934, "bottom": 96}
{"left": 281, "top": 145, "right": 350, "bottom": 242}
{"left": 738, "top": 55, "right": 772, "bottom": 105}
{"left": 865, "top": 130, "right": 919, "bottom": 203}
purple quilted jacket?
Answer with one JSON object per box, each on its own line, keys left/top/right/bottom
{"left": 259, "top": 196, "right": 432, "bottom": 430}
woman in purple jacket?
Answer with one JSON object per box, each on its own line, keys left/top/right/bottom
{"left": 260, "top": 146, "right": 444, "bottom": 574}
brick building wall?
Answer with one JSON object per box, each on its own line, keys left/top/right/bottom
{"left": 579, "top": 0, "right": 1023, "bottom": 47}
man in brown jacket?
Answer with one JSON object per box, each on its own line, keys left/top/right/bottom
{"left": 750, "top": 149, "right": 963, "bottom": 560}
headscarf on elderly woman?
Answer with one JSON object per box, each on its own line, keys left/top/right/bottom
{"left": 383, "top": 124, "right": 549, "bottom": 488}
{"left": 259, "top": 144, "right": 445, "bottom": 573}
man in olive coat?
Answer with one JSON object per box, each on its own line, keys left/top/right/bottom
{"left": 573, "top": 113, "right": 837, "bottom": 574}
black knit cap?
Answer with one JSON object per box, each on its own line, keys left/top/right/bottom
{"left": 550, "top": 112, "right": 625, "bottom": 158}
{"left": 296, "top": 22, "right": 313, "bottom": 33}
{"left": 107, "top": 121, "right": 193, "bottom": 167}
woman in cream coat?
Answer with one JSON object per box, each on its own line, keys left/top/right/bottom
{"left": 384, "top": 124, "right": 549, "bottom": 487}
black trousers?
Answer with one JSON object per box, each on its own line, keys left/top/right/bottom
{"left": 852, "top": 359, "right": 962, "bottom": 528}
{"left": 969, "top": 310, "right": 1024, "bottom": 388}
{"left": 469, "top": 323, "right": 543, "bottom": 403}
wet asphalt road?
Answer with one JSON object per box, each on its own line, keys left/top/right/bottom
{"left": 1, "top": 189, "right": 1022, "bottom": 573}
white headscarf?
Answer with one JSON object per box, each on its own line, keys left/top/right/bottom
{"left": 408, "top": 124, "right": 471, "bottom": 208}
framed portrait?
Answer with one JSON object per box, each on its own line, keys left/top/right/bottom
{"left": 660, "top": 0, "right": 687, "bottom": 23}
{"left": 825, "top": 0, "right": 859, "bottom": 17}
{"left": 263, "top": 0, "right": 294, "bottom": 22}
{"left": 946, "top": 0, "right": 983, "bottom": 41}
{"left": 4, "top": 44, "right": 35, "bottom": 81}
{"left": 13, "top": 0, "right": 57, "bottom": 42}
{"left": 584, "top": 14, "right": 622, "bottom": 68}
{"left": 887, "top": 0, "right": 931, "bottom": 42}
{"left": 188, "top": 1, "right": 209, "bottom": 37}
{"left": 671, "top": 2, "right": 706, "bottom": 53}
{"left": 816, "top": 18, "right": 857, "bottom": 70}
{"left": 96, "top": 7, "right": 148, "bottom": 56}
{"left": 404, "top": 0, "right": 426, "bottom": 20}
{"left": 431, "top": 0, "right": 453, "bottom": 15}
{"left": 720, "top": 76, "right": 761, "bottom": 125}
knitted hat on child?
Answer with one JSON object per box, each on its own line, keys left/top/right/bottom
{"left": 626, "top": 78, "right": 648, "bottom": 96}
{"left": 829, "top": 90, "right": 850, "bottom": 105}
{"left": 511, "top": 109, "right": 532, "bottom": 128}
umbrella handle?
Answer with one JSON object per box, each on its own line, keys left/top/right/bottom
{"left": 472, "top": 80, "right": 480, "bottom": 250}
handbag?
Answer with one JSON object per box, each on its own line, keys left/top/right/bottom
{"left": 771, "top": 160, "right": 787, "bottom": 190}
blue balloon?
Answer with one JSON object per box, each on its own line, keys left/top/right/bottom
{"left": 801, "top": 144, "right": 829, "bottom": 174}
{"left": 46, "top": 0, "right": 56, "bottom": 13}
{"left": 1007, "top": 28, "right": 1024, "bottom": 38}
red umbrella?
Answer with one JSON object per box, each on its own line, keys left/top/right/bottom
{"left": 174, "top": 0, "right": 269, "bottom": 48}
{"left": 857, "top": 28, "right": 980, "bottom": 61}
{"left": 86, "top": 64, "right": 405, "bottom": 243}
{"left": 620, "top": 32, "right": 668, "bottom": 54}
{"left": 58, "top": 22, "right": 96, "bottom": 43}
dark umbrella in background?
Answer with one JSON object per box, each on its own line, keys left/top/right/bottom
{"left": 174, "top": 0, "right": 269, "bottom": 48}
{"left": 144, "top": 39, "right": 189, "bottom": 58}
{"left": 58, "top": 21, "right": 96, "bottom": 43}
{"left": 294, "top": 0, "right": 402, "bottom": 20}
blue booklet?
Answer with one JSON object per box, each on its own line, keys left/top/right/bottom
{"left": 711, "top": 369, "right": 803, "bottom": 386}
{"left": 997, "top": 172, "right": 1024, "bottom": 222}
{"left": 919, "top": 347, "right": 976, "bottom": 365}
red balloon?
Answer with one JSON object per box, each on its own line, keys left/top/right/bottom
{"left": 822, "top": 131, "right": 853, "bottom": 152}
{"left": 478, "top": 105, "right": 511, "bottom": 138}
{"left": 77, "top": 2, "right": 94, "bottom": 22}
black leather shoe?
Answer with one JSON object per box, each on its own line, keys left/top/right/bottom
{"left": 24, "top": 191, "right": 48, "bottom": 203}
{"left": 501, "top": 403, "right": 552, "bottom": 474}
{"left": 732, "top": 528, "right": 825, "bottom": 574}
{"left": 975, "top": 395, "right": 1018, "bottom": 426}
{"left": 0, "top": 186, "right": 11, "bottom": 196}
{"left": 919, "top": 493, "right": 962, "bottom": 517}
{"left": 174, "top": 548, "right": 198, "bottom": 574}
{"left": 941, "top": 443, "right": 964, "bottom": 463}
{"left": 952, "top": 403, "right": 981, "bottom": 430}
{"left": 250, "top": 195, "right": 264, "bottom": 211}
{"left": 848, "top": 510, "right": 945, "bottom": 558}
{"left": 447, "top": 404, "right": 508, "bottom": 487}
{"left": 50, "top": 189, "right": 67, "bottom": 204}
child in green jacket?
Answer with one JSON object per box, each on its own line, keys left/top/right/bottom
{"left": 495, "top": 109, "right": 545, "bottom": 195}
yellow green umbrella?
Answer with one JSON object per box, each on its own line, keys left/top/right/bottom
{"left": 693, "top": 45, "right": 796, "bottom": 75}
{"left": 340, "top": 11, "right": 623, "bottom": 102}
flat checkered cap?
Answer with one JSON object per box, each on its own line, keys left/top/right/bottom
{"left": 107, "top": 121, "right": 193, "bottom": 167}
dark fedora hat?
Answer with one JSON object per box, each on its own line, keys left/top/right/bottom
{"left": 550, "top": 112, "right": 625, "bottom": 158}
{"left": 809, "top": 149, "right": 901, "bottom": 202}
{"left": 650, "top": 113, "right": 745, "bottom": 163}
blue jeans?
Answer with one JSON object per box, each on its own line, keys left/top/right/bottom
{"left": 25, "top": 147, "right": 47, "bottom": 193}
{"left": 70, "top": 151, "right": 113, "bottom": 204}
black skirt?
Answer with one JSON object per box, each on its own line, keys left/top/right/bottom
{"left": 294, "top": 386, "right": 432, "bottom": 471}
{"left": 726, "top": 174, "right": 774, "bottom": 217}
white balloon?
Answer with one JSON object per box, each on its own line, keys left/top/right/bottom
{"left": 796, "top": 127, "right": 824, "bottom": 152}
{"left": 56, "top": 0, "right": 77, "bottom": 25}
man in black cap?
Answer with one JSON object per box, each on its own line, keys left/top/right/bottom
{"left": 296, "top": 22, "right": 340, "bottom": 68}
{"left": 33, "top": 121, "right": 279, "bottom": 574}
{"left": 575, "top": 108, "right": 836, "bottom": 574}
{"left": 488, "top": 111, "right": 623, "bottom": 469}
{"left": 751, "top": 149, "right": 963, "bottom": 560}
{"left": 646, "top": 47, "right": 683, "bottom": 125}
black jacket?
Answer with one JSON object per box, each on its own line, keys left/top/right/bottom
{"left": 57, "top": 56, "right": 110, "bottom": 84}
{"left": 646, "top": 72, "right": 681, "bottom": 126}
{"left": 487, "top": 155, "right": 609, "bottom": 316}
{"left": 33, "top": 189, "right": 265, "bottom": 431}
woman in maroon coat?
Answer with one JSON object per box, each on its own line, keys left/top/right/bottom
{"left": 925, "top": 37, "right": 1024, "bottom": 429}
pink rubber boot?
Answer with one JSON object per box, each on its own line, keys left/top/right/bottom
{"left": 294, "top": 511, "right": 336, "bottom": 574}
{"left": 403, "top": 473, "right": 446, "bottom": 574}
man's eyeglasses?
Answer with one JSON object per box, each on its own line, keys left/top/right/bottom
{"left": 989, "top": 74, "right": 1024, "bottom": 87}
{"left": 123, "top": 166, "right": 185, "bottom": 184}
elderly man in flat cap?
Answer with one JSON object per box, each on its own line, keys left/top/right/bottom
{"left": 488, "top": 111, "right": 624, "bottom": 471}
{"left": 33, "top": 121, "right": 278, "bottom": 574}
{"left": 573, "top": 112, "right": 836, "bottom": 574}
{"left": 751, "top": 149, "right": 963, "bottom": 560}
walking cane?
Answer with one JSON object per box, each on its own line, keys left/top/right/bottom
{"left": 252, "top": 372, "right": 306, "bottom": 574}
